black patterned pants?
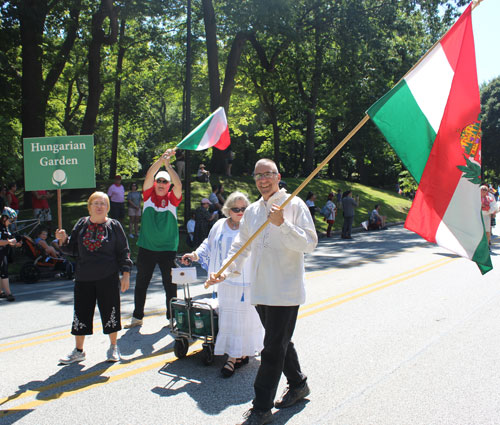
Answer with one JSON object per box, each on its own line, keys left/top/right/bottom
{"left": 71, "top": 273, "right": 121, "bottom": 335}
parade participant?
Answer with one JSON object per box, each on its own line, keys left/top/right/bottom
{"left": 107, "top": 175, "right": 125, "bottom": 221}
{"left": 56, "top": 192, "right": 132, "bottom": 364}
{"left": 0, "top": 208, "right": 21, "bottom": 302}
{"left": 125, "top": 149, "right": 182, "bottom": 328}
{"left": 207, "top": 159, "right": 317, "bottom": 425}
{"left": 182, "top": 192, "right": 264, "bottom": 378}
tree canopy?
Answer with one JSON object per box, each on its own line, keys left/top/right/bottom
{"left": 3, "top": 0, "right": 496, "bottom": 193}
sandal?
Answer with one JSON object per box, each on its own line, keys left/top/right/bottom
{"left": 235, "top": 356, "right": 249, "bottom": 369}
{"left": 0, "top": 292, "right": 6, "bottom": 298}
{"left": 221, "top": 359, "right": 236, "bottom": 378}
{"left": 6, "top": 294, "right": 15, "bottom": 302}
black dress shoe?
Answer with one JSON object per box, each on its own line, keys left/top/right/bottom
{"left": 236, "top": 408, "right": 273, "bottom": 425}
{"left": 274, "top": 382, "right": 310, "bottom": 409}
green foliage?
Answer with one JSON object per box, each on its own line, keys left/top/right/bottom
{"left": 481, "top": 77, "right": 500, "bottom": 182}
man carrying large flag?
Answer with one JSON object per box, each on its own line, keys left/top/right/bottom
{"left": 367, "top": 2, "right": 492, "bottom": 274}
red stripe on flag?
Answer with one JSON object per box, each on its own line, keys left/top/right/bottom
{"left": 213, "top": 125, "right": 231, "bottom": 151}
{"left": 405, "top": 6, "right": 479, "bottom": 242}
{"left": 441, "top": 4, "right": 472, "bottom": 73}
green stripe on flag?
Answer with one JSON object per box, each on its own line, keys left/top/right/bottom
{"left": 368, "top": 80, "right": 436, "bottom": 183}
{"left": 473, "top": 227, "right": 493, "bottom": 275}
{"left": 177, "top": 115, "right": 213, "bottom": 150}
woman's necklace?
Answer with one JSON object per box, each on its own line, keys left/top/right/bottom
{"left": 227, "top": 218, "right": 239, "bottom": 230}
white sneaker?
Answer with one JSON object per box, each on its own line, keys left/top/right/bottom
{"left": 124, "top": 317, "right": 143, "bottom": 329}
{"left": 106, "top": 344, "right": 120, "bottom": 362}
{"left": 59, "top": 348, "right": 85, "bottom": 365}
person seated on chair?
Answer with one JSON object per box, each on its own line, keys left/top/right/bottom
{"left": 196, "top": 164, "right": 210, "bottom": 183}
{"left": 35, "top": 228, "right": 61, "bottom": 257}
{"left": 368, "top": 204, "right": 386, "bottom": 230}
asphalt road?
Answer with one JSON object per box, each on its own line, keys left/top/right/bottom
{"left": 1, "top": 224, "right": 500, "bottom": 425}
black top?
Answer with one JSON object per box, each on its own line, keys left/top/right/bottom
{"left": 59, "top": 217, "right": 133, "bottom": 282}
{"left": 0, "top": 223, "right": 11, "bottom": 256}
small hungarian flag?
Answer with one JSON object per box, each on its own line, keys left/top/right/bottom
{"left": 367, "top": 3, "right": 492, "bottom": 274}
{"left": 176, "top": 106, "right": 230, "bottom": 151}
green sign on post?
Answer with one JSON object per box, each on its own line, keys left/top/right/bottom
{"left": 23, "top": 135, "right": 96, "bottom": 191}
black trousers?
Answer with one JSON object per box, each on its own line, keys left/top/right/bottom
{"left": 72, "top": 273, "right": 121, "bottom": 335}
{"left": 132, "top": 247, "right": 177, "bottom": 320}
{"left": 342, "top": 215, "right": 354, "bottom": 237}
{"left": 253, "top": 305, "right": 306, "bottom": 411}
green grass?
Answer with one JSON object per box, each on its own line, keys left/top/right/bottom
{"left": 13, "top": 175, "right": 412, "bottom": 265}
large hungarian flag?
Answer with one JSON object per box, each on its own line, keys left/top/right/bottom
{"left": 367, "top": 3, "right": 492, "bottom": 274}
{"left": 176, "top": 106, "right": 230, "bottom": 151}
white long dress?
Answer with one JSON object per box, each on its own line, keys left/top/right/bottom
{"left": 196, "top": 218, "right": 264, "bottom": 358}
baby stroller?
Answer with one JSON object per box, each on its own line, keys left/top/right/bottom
{"left": 19, "top": 235, "right": 74, "bottom": 283}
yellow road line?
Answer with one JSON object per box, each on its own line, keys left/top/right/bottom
{"left": 300, "top": 257, "right": 451, "bottom": 313}
{"left": 299, "top": 257, "right": 456, "bottom": 319}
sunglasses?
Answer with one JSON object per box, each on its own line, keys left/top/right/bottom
{"left": 156, "top": 179, "right": 169, "bottom": 184}
{"left": 230, "top": 207, "right": 246, "bottom": 213}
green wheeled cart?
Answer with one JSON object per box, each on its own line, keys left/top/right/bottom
{"left": 170, "top": 265, "right": 219, "bottom": 365}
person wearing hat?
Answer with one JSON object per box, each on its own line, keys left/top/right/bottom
{"left": 196, "top": 163, "right": 210, "bottom": 183}
{"left": 125, "top": 149, "right": 182, "bottom": 328}
{"left": 107, "top": 175, "right": 125, "bottom": 221}
{"left": 0, "top": 207, "right": 21, "bottom": 302}
{"left": 193, "top": 197, "right": 218, "bottom": 248}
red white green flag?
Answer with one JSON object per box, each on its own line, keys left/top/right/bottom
{"left": 176, "top": 106, "right": 230, "bottom": 151}
{"left": 367, "top": 4, "right": 492, "bottom": 274}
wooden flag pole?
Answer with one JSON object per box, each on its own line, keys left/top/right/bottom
{"left": 57, "top": 189, "right": 62, "bottom": 230}
{"left": 205, "top": 114, "right": 370, "bottom": 287}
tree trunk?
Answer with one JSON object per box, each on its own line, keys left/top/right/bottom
{"left": 109, "top": 17, "right": 126, "bottom": 179}
{"left": 270, "top": 106, "right": 281, "bottom": 169}
{"left": 81, "top": 0, "right": 118, "bottom": 135}
{"left": 183, "top": 0, "right": 193, "bottom": 224}
{"left": 19, "top": 0, "right": 47, "bottom": 138}
{"left": 201, "top": 0, "right": 220, "bottom": 112}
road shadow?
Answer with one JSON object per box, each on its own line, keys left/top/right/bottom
{"left": 0, "top": 361, "right": 114, "bottom": 423}
{"left": 151, "top": 352, "right": 256, "bottom": 415}
{"left": 305, "top": 225, "right": 431, "bottom": 273}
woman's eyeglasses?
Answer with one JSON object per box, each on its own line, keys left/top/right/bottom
{"left": 156, "top": 179, "right": 169, "bottom": 184}
{"left": 91, "top": 202, "right": 107, "bottom": 207}
{"left": 230, "top": 207, "right": 246, "bottom": 213}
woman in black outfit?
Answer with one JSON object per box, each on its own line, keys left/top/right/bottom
{"left": 56, "top": 191, "right": 132, "bottom": 364}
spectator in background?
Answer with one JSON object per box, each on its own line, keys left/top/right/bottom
{"left": 481, "top": 185, "right": 496, "bottom": 249}
{"left": 186, "top": 211, "right": 196, "bottom": 248}
{"left": 107, "top": 175, "right": 125, "bottom": 222}
{"left": 125, "top": 149, "right": 182, "bottom": 328}
{"left": 0, "top": 207, "right": 21, "bottom": 302}
{"left": 368, "top": 204, "right": 387, "bottom": 230}
{"left": 127, "top": 182, "right": 142, "bottom": 238}
{"left": 32, "top": 190, "right": 54, "bottom": 235}
{"left": 196, "top": 164, "right": 210, "bottom": 183}
{"left": 341, "top": 190, "right": 359, "bottom": 240}
{"left": 324, "top": 192, "right": 337, "bottom": 237}
{"left": 0, "top": 186, "right": 7, "bottom": 210}
{"left": 336, "top": 189, "right": 342, "bottom": 207}
{"left": 175, "top": 150, "right": 185, "bottom": 180}
{"left": 193, "top": 198, "right": 217, "bottom": 248}
{"left": 210, "top": 184, "right": 226, "bottom": 218}
{"left": 35, "top": 228, "right": 61, "bottom": 257}
{"left": 305, "top": 192, "right": 317, "bottom": 225}
{"left": 225, "top": 148, "right": 234, "bottom": 177}
{"left": 6, "top": 183, "right": 19, "bottom": 232}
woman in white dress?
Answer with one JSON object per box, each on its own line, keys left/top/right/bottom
{"left": 182, "top": 192, "right": 264, "bottom": 377}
